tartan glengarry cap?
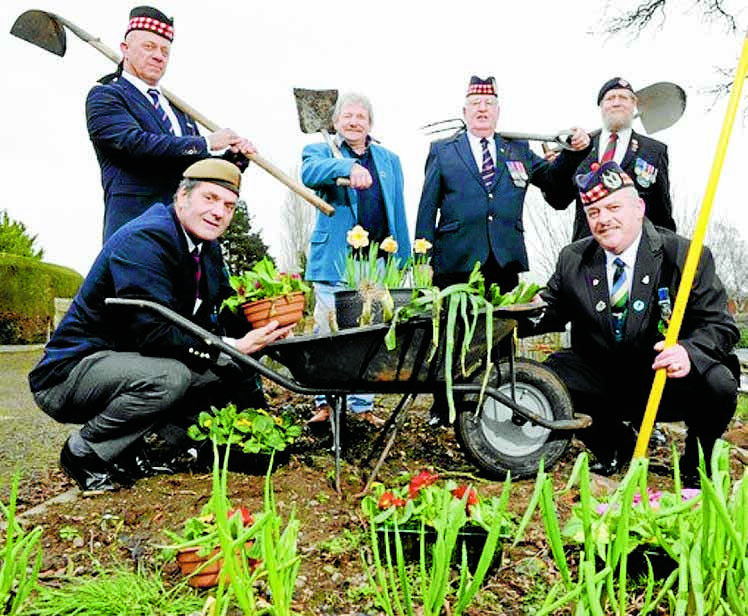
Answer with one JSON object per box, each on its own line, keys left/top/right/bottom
{"left": 183, "top": 159, "right": 242, "bottom": 196}
{"left": 126, "top": 6, "right": 174, "bottom": 41}
{"left": 575, "top": 161, "right": 634, "bottom": 206}
{"left": 466, "top": 75, "right": 498, "bottom": 97}
{"left": 597, "top": 77, "right": 635, "bottom": 105}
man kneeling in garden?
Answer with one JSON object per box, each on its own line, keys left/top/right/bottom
{"left": 525, "top": 160, "right": 740, "bottom": 487}
{"left": 29, "top": 159, "right": 292, "bottom": 492}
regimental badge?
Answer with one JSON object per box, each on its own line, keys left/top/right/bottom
{"left": 592, "top": 278, "right": 600, "bottom": 286}
{"left": 596, "top": 300, "right": 606, "bottom": 312}
{"left": 633, "top": 299, "right": 645, "bottom": 312}
{"left": 642, "top": 275, "right": 650, "bottom": 285}
{"left": 506, "top": 160, "right": 528, "bottom": 187}
{"left": 602, "top": 169, "right": 622, "bottom": 190}
{"left": 634, "top": 157, "right": 658, "bottom": 188}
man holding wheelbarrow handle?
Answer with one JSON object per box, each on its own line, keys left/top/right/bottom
{"left": 29, "top": 160, "right": 293, "bottom": 493}
{"left": 524, "top": 161, "right": 739, "bottom": 487}
{"left": 87, "top": 6, "right": 257, "bottom": 241}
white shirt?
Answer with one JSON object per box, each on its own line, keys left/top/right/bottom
{"left": 121, "top": 71, "right": 184, "bottom": 137}
{"left": 598, "top": 127, "right": 632, "bottom": 164}
{"left": 467, "top": 131, "right": 497, "bottom": 171}
{"left": 605, "top": 231, "right": 642, "bottom": 299}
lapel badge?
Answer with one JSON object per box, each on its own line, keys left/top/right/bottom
{"left": 631, "top": 138, "right": 639, "bottom": 152}
{"left": 642, "top": 274, "right": 650, "bottom": 284}
{"left": 596, "top": 300, "right": 606, "bottom": 312}
{"left": 633, "top": 299, "right": 646, "bottom": 312}
{"left": 592, "top": 278, "right": 600, "bottom": 286}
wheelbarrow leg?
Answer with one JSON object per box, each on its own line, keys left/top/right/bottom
{"left": 328, "top": 395, "right": 346, "bottom": 495}
{"left": 356, "top": 393, "right": 417, "bottom": 497}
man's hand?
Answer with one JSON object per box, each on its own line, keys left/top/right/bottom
{"left": 208, "top": 128, "right": 258, "bottom": 157}
{"left": 566, "top": 127, "right": 590, "bottom": 151}
{"left": 235, "top": 320, "right": 294, "bottom": 355}
{"left": 349, "top": 163, "right": 373, "bottom": 189}
{"left": 653, "top": 340, "right": 691, "bottom": 378}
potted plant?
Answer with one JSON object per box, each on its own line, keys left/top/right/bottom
{"left": 221, "top": 256, "right": 311, "bottom": 329}
{"left": 361, "top": 469, "right": 514, "bottom": 573}
{"left": 336, "top": 225, "right": 433, "bottom": 328}
{"left": 165, "top": 403, "right": 301, "bottom": 589}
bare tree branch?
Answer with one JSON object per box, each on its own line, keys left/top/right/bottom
{"left": 278, "top": 167, "right": 316, "bottom": 273}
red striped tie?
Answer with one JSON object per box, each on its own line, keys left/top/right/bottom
{"left": 601, "top": 132, "right": 618, "bottom": 163}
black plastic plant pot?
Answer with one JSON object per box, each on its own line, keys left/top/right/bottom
{"left": 375, "top": 524, "right": 503, "bottom": 574}
{"left": 335, "top": 288, "right": 416, "bottom": 329}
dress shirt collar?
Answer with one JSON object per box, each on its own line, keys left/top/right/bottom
{"left": 605, "top": 230, "right": 642, "bottom": 272}
{"left": 466, "top": 131, "right": 497, "bottom": 169}
{"left": 120, "top": 70, "right": 158, "bottom": 97}
{"left": 599, "top": 126, "right": 632, "bottom": 163}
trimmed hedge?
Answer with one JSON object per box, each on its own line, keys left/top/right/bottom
{"left": 0, "top": 254, "right": 83, "bottom": 344}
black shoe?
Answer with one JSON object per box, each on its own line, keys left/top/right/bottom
{"left": 114, "top": 446, "right": 163, "bottom": 480}
{"left": 427, "top": 403, "right": 449, "bottom": 428}
{"left": 60, "top": 439, "right": 124, "bottom": 492}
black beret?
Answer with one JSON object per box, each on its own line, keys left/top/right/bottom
{"left": 597, "top": 77, "right": 635, "bottom": 105}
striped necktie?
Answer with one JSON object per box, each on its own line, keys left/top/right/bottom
{"left": 480, "top": 137, "right": 496, "bottom": 189}
{"left": 601, "top": 132, "right": 618, "bottom": 163}
{"left": 610, "top": 257, "right": 628, "bottom": 341}
{"left": 191, "top": 247, "right": 202, "bottom": 299}
{"left": 147, "top": 88, "right": 175, "bottom": 134}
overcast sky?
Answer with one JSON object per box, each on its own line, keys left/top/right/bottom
{"left": 3, "top": 0, "right": 747, "bottom": 276}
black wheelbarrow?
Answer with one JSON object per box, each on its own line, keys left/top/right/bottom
{"left": 106, "top": 298, "right": 590, "bottom": 493}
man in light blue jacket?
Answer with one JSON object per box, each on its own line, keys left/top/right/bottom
{"left": 301, "top": 92, "right": 410, "bottom": 424}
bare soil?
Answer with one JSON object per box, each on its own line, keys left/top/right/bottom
{"left": 2, "top": 349, "right": 746, "bottom": 615}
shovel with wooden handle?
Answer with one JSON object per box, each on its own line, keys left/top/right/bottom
{"left": 10, "top": 9, "right": 335, "bottom": 217}
{"left": 293, "top": 88, "right": 351, "bottom": 187}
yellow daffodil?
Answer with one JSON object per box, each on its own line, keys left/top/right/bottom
{"left": 346, "top": 225, "right": 370, "bottom": 249}
{"left": 380, "top": 236, "right": 398, "bottom": 254}
{"left": 414, "top": 238, "right": 433, "bottom": 254}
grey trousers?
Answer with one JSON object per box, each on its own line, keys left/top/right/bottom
{"left": 33, "top": 350, "right": 264, "bottom": 462}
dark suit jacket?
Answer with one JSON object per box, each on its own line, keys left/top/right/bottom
{"left": 533, "top": 221, "right": 738, "bottom": 378}
{"left": 86, "top": 76, "right": 210, "bottom": 240}
{"left": 414, "top": 132, "right": 583, "bottom": 276}
{"left": 29, "top": 204, "right": 247, "bottom": 394}
{"left": 548, "top": 130, "right": 675, "bottom": 240}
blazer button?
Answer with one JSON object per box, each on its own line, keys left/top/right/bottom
{"left": 488, "top": 193, "right": 494, "bottom": 199}
{"left": 487, "top": 215, "right": 494, "bottom": 222}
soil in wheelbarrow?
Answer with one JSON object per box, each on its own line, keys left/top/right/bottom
{"left": 4, "top": 349, "right": 747, "bottom": 615}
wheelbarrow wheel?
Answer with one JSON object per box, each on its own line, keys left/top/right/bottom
{"left": 455, "top": 358, "right": 573, "bottom": 479}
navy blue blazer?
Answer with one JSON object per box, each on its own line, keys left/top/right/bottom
{"left": 86, "top": 76, "right": 210, "bottom": 240}
{"left": 547, "top": 130, "right": 675, "bottom": 241}
{"left": 29, "top": 204, "right": 245, "bottom": 395}
{"left": 415, "top": 132, "right": 582, "bottom": 276}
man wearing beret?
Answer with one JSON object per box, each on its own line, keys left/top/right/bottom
{"left": 415, "top": 75, "right": 590, "bottom": 295}
{"left": 87, "top": 6, "right": 257, "bottom": 240}
{"left": 29, "top": 160, "right": 292, "bottom": 493}
{"left": 547, "top": 77, "right": 676, "bottom": 241}
{"left": 526, "top": 160, "right": 738, "bottom": 485}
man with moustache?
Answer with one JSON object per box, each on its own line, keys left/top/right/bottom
{"left": 87, "top": 6, "right": 256, "bottom": 240}
{"left": 547, "top": 77, "right": 676, "bottom": 241}
{"left": 526, "top": 161, "right": 738, "bottom": 485}
{"left": 29, "top": 160, "right": 292, "bottom": 492}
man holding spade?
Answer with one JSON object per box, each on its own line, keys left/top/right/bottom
{"left": 86, "top": 6, "right": 257, "bottom": 240}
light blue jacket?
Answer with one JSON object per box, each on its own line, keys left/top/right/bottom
{"left": 301, "top": 141, "right": 411, "bottom": 284}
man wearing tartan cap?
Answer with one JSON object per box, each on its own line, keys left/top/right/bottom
{"left": 86, "top": 6, "right": 257, "bottom": 240}
{"left": 523, "top": 160, "right": 739, "bottom": 486}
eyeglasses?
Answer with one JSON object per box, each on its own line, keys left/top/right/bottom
{"left": 466, "top": 97, "right": 498, "bottom": 109}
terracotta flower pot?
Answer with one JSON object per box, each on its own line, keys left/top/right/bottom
{"left": 176, "top": 542, "right": 258, "bottom": 588}
{"left": 175, "top": 546, "right": 224, "bottom": 588}
{"left": 241, "top": 292, "right": 305, "bottom": 329}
